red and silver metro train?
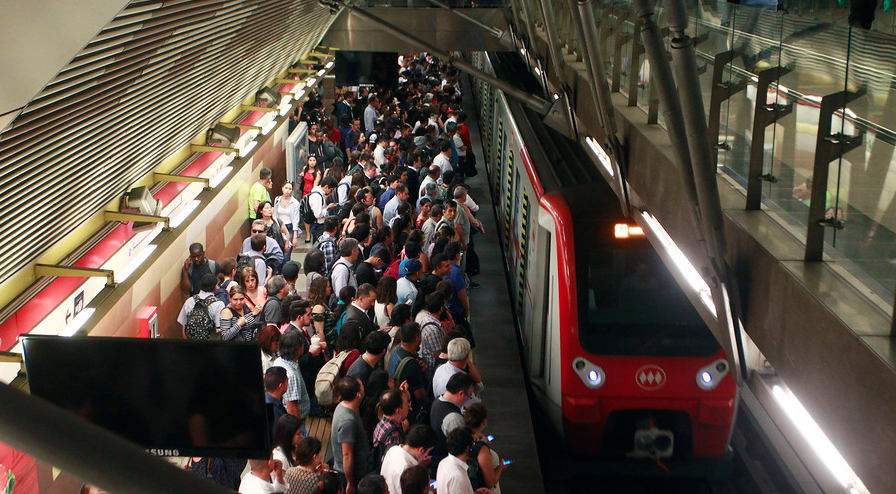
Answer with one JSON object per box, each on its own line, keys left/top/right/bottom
{"left": 472, "top": 52, "right": 736, "bottom": 465}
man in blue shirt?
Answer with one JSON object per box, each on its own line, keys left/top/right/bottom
{"left": 264, "top": 367, "right": 289, "bottom": 440}
{"left": 442, "top": 242, "right": 468, "bottom": 324}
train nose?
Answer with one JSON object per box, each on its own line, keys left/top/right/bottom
{"left": 629, "top": 427, "right": 675, "bottom": 459}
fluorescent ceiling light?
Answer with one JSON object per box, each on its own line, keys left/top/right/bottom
{"left": 317, "top": 68, "right": 326, "bottom": 77}
{"left": 210, "top": 166, "right": 233, "bottom": 188}
{"left": 325, "top": 61, "right": 334, "bottom": 69}
{"left": 306, "top": 77, "right": 318, "bottom": 87}
{"left": 585, "top": 137, "right": 614, "bottom": 177}
{"left": 261, "top": 121, "right": 277, "bottom": 136}
{"left": 772, "top": 385, "right": 868, "bottom": 493}
{"left": 239, "top": 141, "right": 258, "bottom": 158}
{"left": 169, "top": 200, "right": 201, "bottom": 229}
{"left": 60, "top": 308, "right": 96, "bottom": 337}
{"left": 520, "top": 48, "right": 527, "bottom": 56}
{"left": 295, "top": 89, "right": 306, "bottom": 100}
{"left": 640, "top": 211, "right": 716, "bottom": 317}
{"left": 534, "top": 66, "right": 542, "bottom": 76}
{"left": 118, "top": 245, "right": 157, "bottom": 283}
{"left": 279, "top": 105, "right": 291, "bottom": 117}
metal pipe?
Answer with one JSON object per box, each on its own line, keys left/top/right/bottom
{"left": 422, "top": 0, "right": 504, "bottom": 38}
{"left": 575, "top": 0, "right": 617, "bottom": 136}
{"left": 343, "top": 4, "right": 552, "bottom": 115}
{"left": 0, "top": 383, "right": 232, "bottom": 494}
{"left": 574, "top": 0, "right": 630, "bottom": 212}
{"left": 663, "top": 0, "right": 745, "bottom": 396}
{"left": 666, "top": 0, "right": 728, "bottom": 260}
{"left": 537, "top": 0, "right": 567, "bottom": 82}
{"left": 631, "top": 0, "right": 702, "bottom": 227}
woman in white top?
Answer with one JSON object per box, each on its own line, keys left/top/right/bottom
{"left": 374, "top": 275, "right": 397, "bottom": 329}
{"left": 274, "top": 182, "right": 301, "bottom": 257}
{"left": 272, "top": 414, "right": 303, "bottom": 472}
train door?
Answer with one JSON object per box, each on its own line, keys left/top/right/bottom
{"left": 529, "top": 221, "right": 552, "bottom": 381}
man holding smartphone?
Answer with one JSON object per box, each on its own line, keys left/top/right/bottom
{"left": 435, "top": 428, "right": 490, "bottom": 494}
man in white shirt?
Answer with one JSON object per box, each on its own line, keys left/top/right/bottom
{"left": 432, "top": 140, "right": 453, "bottom": 184}
{"left": 308, "top": 176, "right": 338, "bottom": 242}
{"left": 238, "top": 457, "right": 287, "bottom": 494}
{"left": 373, "top": 137, "right": 388, "bottom": 169}
{"left": 436, "top": 428, "right": 490, "bottom": 494}
{"left": 418, "top": 166, "right": 440, "bottom": 200}
{"left": 380, "top": 425, "right": 436, "bottom": 494}
{"left": 383, "top": 184, "right": 409, "bottom": 227}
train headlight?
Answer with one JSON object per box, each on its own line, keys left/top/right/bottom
{"left": 573, "top": 357, "right": 606, "bottom": 389}
{"left": 696, "top": 359, "right": 729, "bottom": 391}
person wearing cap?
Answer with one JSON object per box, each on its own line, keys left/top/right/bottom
{"left": 432, "top": 338, "right": 482, "bottom": 409}
{"left": 396, "top": 258, "right": 423, "bottom": 306}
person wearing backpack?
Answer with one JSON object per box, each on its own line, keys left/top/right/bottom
{"left": 369, "top": 388, "right": 410, "bottom": 473}
{"left": 304, "top": 176, "right": 338, "bottom": 243}
{"left": 180, "top": 242, "right": 223, "bottom": 296}
{"left": 177, "top": 274, "right": 225, "bottom": 340}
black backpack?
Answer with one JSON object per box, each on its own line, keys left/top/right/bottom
{"left": 301, "top": 190, "right": 324, "bottom": 225}
{"left": 236, "top": 253, "right": 258, "bottom": 276}
{"left": 368, "top": 420, "right": 401, "bottom": 474}
{"left": 185, "top": 295, "right": 218, "bottom": 340}
{"left": 466, "top": 441, "right": 488, "bottom": 490}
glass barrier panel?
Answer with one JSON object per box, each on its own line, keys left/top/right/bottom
{"left": 831, "top": 27, "right": 896, "bottom": 301}
{"left": 765, "top": 16, "right": 850, "bottom": 234}
{"left": 713, "top": 5, "right": 781, "bottom": 185}
{"left": 618, "top": 19, "right": 637, "bottom": 98}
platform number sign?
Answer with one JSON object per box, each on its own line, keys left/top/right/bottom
{"left": 517, "top": 191, "right": 530, "bottom": 317}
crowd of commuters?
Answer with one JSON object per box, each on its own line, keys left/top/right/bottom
{"left": 176, "top": 53, "right": 509, "bottom": 494}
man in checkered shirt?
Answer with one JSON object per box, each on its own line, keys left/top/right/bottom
{"left": 314, "top": 217, "right": 340, "bottom": 276}
{"left": 272, "top": 328, "right": 310, "bottom": 419}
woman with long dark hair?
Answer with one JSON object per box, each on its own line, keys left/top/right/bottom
{"left": 219, "top": 285, "right": 259, "bottom": 342}
{"left": 272, "top": 414, "right": 303, "bottom": 469}
{"left": 284, "top": 436, "right": 323, "bottom": 494}
{"left": 257, "top": 200, "right": 291, "bottom": 253}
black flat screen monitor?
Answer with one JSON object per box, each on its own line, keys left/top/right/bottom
{"left": 335, "top": 51, "right": 399, "bottom": 89}
{"left": 22, "top": 336, "right": 269, "bottom": 458}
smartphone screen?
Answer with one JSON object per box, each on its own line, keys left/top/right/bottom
{"left": 502, "top": 459, "right": 513, "bottom": 465}
{"left": 487, "top": 435, "right": 495, "bottom": 442}
{"left": 430, "top": 480, "right": 437, "bottom": 488}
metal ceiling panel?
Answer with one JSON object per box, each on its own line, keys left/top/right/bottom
{"left": 0, "top": 0, "right": 132, "bottom": 126}
{"left": 0, "top": 0, "right": 338, "bottom": 286}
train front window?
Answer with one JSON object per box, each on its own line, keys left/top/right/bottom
{"left": 575, "top": 222, "right": 720, "bottom": 357}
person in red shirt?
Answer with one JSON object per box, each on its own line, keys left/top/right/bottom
{"left": 455, "top": 111, "right": 474, "bottom": 173}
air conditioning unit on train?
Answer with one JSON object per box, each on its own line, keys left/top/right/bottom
{"left": 206, "top": 123, "right": 240, "bottom": 147}
{"left": 255, "top": 87, "right": 282, "bottom": 108}
{"left": 121, "top": 186, "right": 160, "bottom": 216}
